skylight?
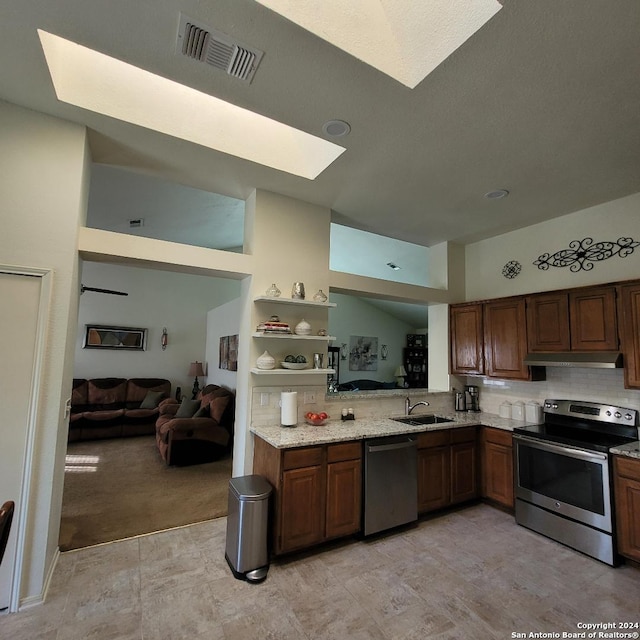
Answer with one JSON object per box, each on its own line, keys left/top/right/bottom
{"left": 38, "top": 30, "right": 346, "bottom": 179}
{"left": 255, "top": 0, "right": 502, "bottom": 88}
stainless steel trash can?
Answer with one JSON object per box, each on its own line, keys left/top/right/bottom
{"left": 225, "top": 475, "right": 272, "bottom": 583}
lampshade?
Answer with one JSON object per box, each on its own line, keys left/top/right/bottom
{"left": 188, "top": 361, "right": 205, "bottom": 377}
{"left": 394, "top": 365, "right": 407, "bottom": 377}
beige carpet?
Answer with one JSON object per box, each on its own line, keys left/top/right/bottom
{"left": 59, "top": 435, "right": 232, "bottom": 551}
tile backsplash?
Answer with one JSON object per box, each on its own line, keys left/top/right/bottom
{"left": 472, "top": 367, "right": 640, "bottom": 414}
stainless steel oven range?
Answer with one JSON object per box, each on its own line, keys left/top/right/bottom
{"left": 513, "top": 399, "right": 638, "bottom": 566}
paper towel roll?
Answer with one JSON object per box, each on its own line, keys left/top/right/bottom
{"left": 281, "top": 391, "right": 298, "bottom": 427}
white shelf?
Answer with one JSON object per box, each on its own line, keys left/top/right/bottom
{"left": 251, "top": 368, "right": 335, "bottom": 375}
{"left": 254, "top": 296, "right": 336, "bottom": 308}
{"left": 252, "top": 332, "right": 336, "bottom": 341}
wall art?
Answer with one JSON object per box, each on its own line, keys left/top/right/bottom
{"left": 219, "top": 334, "right": 238, "bottom": 371}
{"left": 83, "top": 325, "right": 147, "bottom": 350}
{"left": 349, "top": 335, "right": 378, "bottom": 371}
{"left": 502, "top": 260, "right": 522, "bottom": 279}
{"left": 534, "top": 237, "right": 639, "bottom": 273}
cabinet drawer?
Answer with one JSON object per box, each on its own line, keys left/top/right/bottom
{"left": 417, "top": 430, "right": 450, "bottom": 448}
{"left": 283, "top": 446, "right": 323, "bottom": 470}
{"left": 483, "top": 427, "right": 512, "bottom": 448}
{"left": 450, "top": 427, "right": 476, "bottom": 444}
{"left": 327, "top": 441, "right": 361, "bottom": 463}
{"left": 615, "top": 455, "right": 640, "bottom": 482}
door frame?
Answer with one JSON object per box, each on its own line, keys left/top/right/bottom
{"left": 0, "top": 265, "right": 52, "bottom": 612}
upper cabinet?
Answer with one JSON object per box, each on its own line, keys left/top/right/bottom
{"left": 526, "top": 286, "right": 618, "bottom": 352}
{"left": 450, "top": 303, "right": 484, "bottom": 375}
{"left": 526, "top": 292, "right": 571, "bottom": 352}
{"left": 568, "top": 286, "right": 618, "bottom": 351}
{"left": 618, "top": 282, "right": 640, "bottom": 389}
{"left": 484, "top": 297, "right": 532, "bottom": 380}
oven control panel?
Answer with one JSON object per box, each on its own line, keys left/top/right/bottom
{"left": 543, "top": 399, "right": 638, "bottom": 426}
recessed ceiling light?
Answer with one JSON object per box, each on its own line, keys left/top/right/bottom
{"left": 387, "top": 262, "right": 401, "bottom": 270}
{"left": 38, "top": 30, "right": 346, "bottom": 180}
{"left": 322, "top": 120, "right": 351, "bottom": 138}
{"left": 484, "top": 189, "right": 510, "bottom": 200}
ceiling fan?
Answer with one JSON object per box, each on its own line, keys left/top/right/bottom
{"left": 80, "top": 284, "right": 128, "bottom": 296}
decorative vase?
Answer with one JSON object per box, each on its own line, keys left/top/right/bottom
{"left": 256, "top": 350, "right": 276, "bottom": 370}
{"left": 294, "top": 319, "right": 312, "bottom": 335}
{"left": 291, "top": 282, "right": 305, "bottom": 299}
{"left": 265, "top": 283, "right": 281, "bottom": 297}
{"left": 313, "top": 289, "right": 328, "bottom": 303}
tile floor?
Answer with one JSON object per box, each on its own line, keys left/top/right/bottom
{"left": 1, "top": 504, "right": 638, "bottom": 640}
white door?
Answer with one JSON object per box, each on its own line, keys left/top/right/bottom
{"left": 0, "top": 271, "right": 42, "bottom": 610}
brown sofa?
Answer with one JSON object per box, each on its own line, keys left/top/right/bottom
{"left": 155, "top": 384, "right": 234, "bottom": 466}
{"left": 69, "top": 378, "right": 171, "bottom": 441}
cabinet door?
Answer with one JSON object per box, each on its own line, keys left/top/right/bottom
{"left": 450, "top": 304, "right": 484, "bottom": 375}
{"left": 450, "top": 442, "right": 477, "bottom": 504}
{"left": 526, "top": 293, "right": 571, "bottom": 352}
{"left": 484, "top": 298, "right": 530, "bottom": 380}
{"left": 326, "top": 459, "right": 362, "bottom": 539}
{"left": 569, "top": 286, "right": 618, "bottom": 351}
{"left": 417, "top": 446, "right": 450, "bottom": 512}
{"left": 280, "top": 466, "right": 324, "bottom": 553}
{"left": 482, "top": 441, "right": 514, "bottom": 509}
{"left": 618, "top": 282, "right": 640, "bottom": 389}
{"left": 614, "top": 457, "right": 640, "bottom": 563}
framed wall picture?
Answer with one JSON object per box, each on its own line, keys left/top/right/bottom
{"left": 349, "top": 335, "right": 378, "bottom": 371}
{"left": 83, "top": 325, "right": 147, "bottom": 350}
{"left": 219, "top": 334, "right": 238, "bottom": 371}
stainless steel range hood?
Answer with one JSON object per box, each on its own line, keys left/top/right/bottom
{"left": 523, "top": 352, "right": 623, "bottom": 368}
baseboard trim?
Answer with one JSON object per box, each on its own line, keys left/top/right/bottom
{"left": 18, "top": 548, "right": 59, "bottom": 611}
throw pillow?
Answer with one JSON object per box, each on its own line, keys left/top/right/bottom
{"left": 175, "top": 398, "right": 201, "bottom": 418}
{"left": 193, "top": 405, "right": 209, "bottom": 418}
{"left": 140, "top": 390, "right": 166, "bottom": 409}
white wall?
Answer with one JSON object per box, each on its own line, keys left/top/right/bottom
{"left": 465, "top": 192, "right": 640, "bottom": 301}
{"left": 0, "top": 100, "right": 89, "bottom": 606}
{"left": 328, "top": 292, "right": 416, "bottom": 384}
{"left": 205, "top": 297, "right": 242, "bottom": 391}
{"left": 75, "top": 261, "right": 241, "bottom": 392}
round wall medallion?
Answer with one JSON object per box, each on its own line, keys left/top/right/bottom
{"left": 502, "top": 260, "right": 522, "bottom": 279}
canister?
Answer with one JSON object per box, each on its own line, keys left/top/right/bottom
{"left": 498, "top": 401, "right": 512, "bottom": 419}
{"left": 525, "top": 401, "right": 543, "bottom": 423}
{"left": 511, "top": 401, "right": 525, "bottom": 421}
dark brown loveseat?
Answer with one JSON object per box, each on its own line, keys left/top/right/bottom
{"left": 69, "top": 378, "right": 171, "bottom": 441}
{"left": 155, "top": 384, "right": 234, "bottom": 466}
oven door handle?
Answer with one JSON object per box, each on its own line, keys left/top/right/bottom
{"left": 513, "top": 434, "right": 608, "bottom": 462}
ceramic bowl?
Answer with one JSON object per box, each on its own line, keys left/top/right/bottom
{"left": 280, "top": 361, "right": 308, "bottom": 370}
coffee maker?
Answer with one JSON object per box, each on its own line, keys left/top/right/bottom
{"left": 465, "top": 385, "right": 480, "bottom": 412}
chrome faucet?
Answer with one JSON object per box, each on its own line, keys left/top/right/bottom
{"left": 406, "top": 397, "right": 430, "bottom": 415}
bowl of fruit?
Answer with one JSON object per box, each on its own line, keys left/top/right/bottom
{"left": 305, "top": 411, "right": 329, "bottom": 426}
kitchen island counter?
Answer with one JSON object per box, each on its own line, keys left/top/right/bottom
{"left": 250, "top": 411, "right": 531, "bottom": 449}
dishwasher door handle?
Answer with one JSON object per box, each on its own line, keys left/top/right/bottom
{"left": 367, "top": 438, "right": 415, "bottom": 453}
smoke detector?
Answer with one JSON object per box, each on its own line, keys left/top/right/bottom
{"left": 176, "top": 14, "right": 264, "bottom": 83}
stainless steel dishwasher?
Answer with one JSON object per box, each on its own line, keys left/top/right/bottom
{"left": 363, "top": 434, "right": 417, "bottom": 536}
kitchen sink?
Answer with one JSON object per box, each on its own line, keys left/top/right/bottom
{"left": 392, "top": 415, "right": 452, "bottom": 426}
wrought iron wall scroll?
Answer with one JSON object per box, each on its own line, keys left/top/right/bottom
{"left": 534, "top": 237, "right": 639, "bottom": 273}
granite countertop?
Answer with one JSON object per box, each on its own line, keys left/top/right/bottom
{"left": 250, "top": 411, "right": 533, "bottom": 449}
{"left": 611, "top": 441, "right": 640, "bottom": 460}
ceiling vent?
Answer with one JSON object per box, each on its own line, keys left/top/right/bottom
{"left": 177, "top": 14, "right": 264, "bottom": 83}
{"left": 129, "top": 218, "right": 144, "bottom": 228}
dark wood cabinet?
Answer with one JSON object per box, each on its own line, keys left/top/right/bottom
{"left": 614, "top": 455, "right": 640, "bottom": 563}
{"left": 253, "top": 437, "right": 362, "bottom": 555}
{"left": 617, "top": 282, "right": 640, "bottom": 389}
{"left": 526, "top": 292, "right": 571, "bottom": 352}
{"left": 569, "top": 286, "right": 618, "bottom": 351}
{"left": 325, "top": 443, "right": 362, "bottom": 539}
{"left": 480, "top": 427, "right": 514, "bottom": 510}
{"left": 450, "top": 303, "right": 484, "bottom": 375}
{"left": 484, "top": 298, "right": 532, "bottom": 380}
{"left": 417, "top": 428, "right": 477, "bottom": 513}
